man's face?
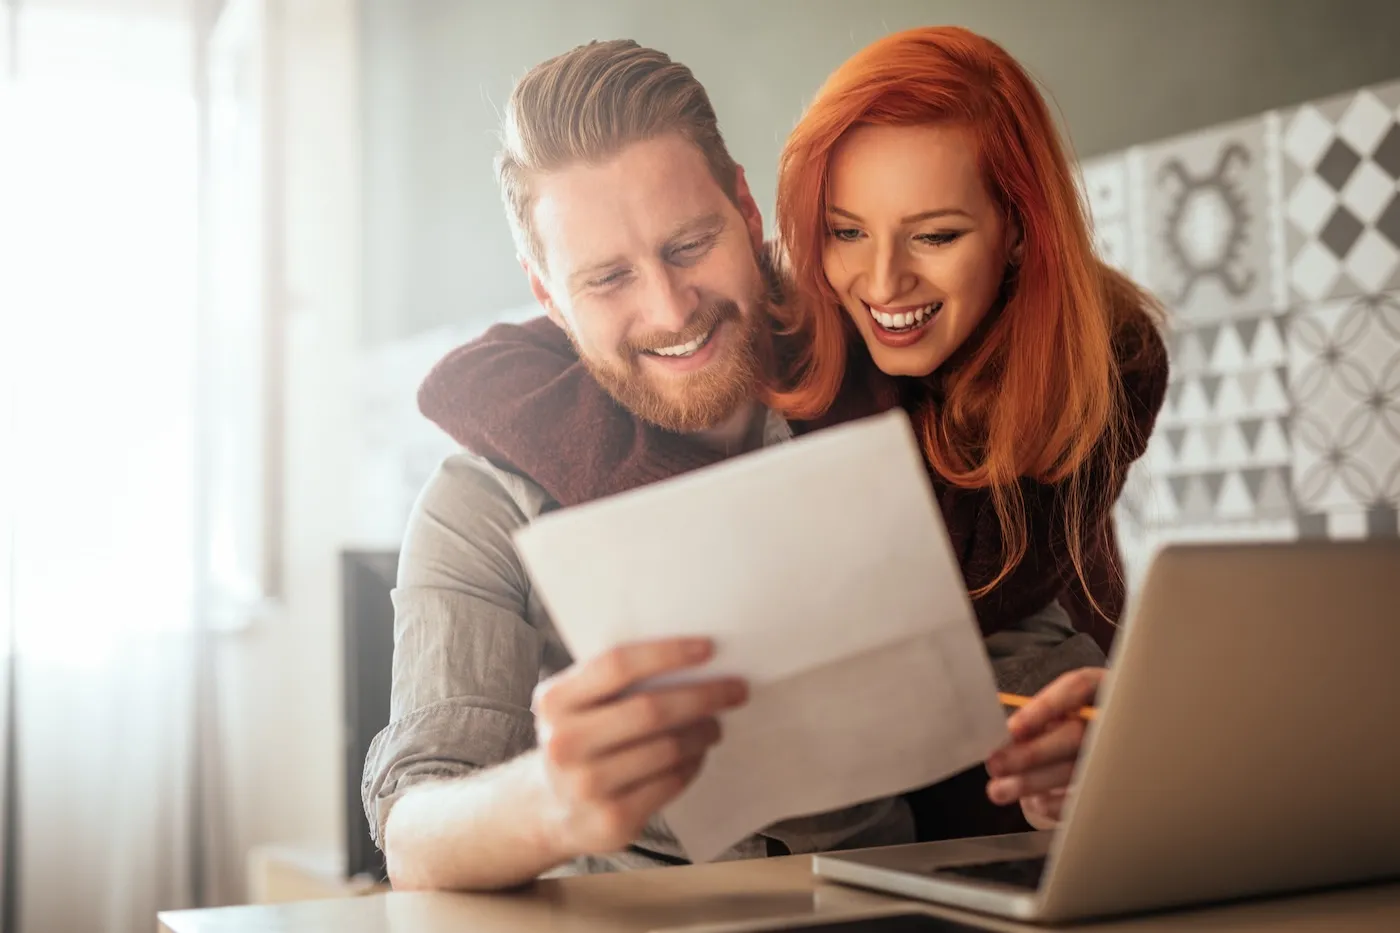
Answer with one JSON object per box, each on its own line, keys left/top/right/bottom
{"left": 525, "top": 133, "right": 769, "bottom": 434}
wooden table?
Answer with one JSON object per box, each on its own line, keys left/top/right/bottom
{"left": 158, "top": 852, "right": 1400, "bottom": 933}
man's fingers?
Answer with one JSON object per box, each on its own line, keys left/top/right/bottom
{"left": 1006, "top": 667, "right": 1105, "bottom": 741}
{"left": 569, "top": 719, "right": 721, "bottom": 799}
{"left": 607, "top": 756, "right": 706, "bottom": 837}
{"left": 988, "top": 718, "right": 1085, "bottom": 778}
{"left": 543, "top": 678, "right": 746, "bottom": 764}
{"left": 534, "top": 638, "right": 715, "bottom": 716}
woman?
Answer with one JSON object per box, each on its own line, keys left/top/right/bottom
{"left": 417, "top": 26, "right": 1168, "bottom": 828}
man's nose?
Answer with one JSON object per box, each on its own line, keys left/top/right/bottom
{"left": 637, "top": 265, "right": 698, "bottom": 334}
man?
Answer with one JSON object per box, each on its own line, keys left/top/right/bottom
{"left": 363, "top": 38, "right": 1105, "bottom": 893}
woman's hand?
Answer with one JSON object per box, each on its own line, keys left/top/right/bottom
{"left": 984, "top": 667, "right": 1106, "bottom": 829}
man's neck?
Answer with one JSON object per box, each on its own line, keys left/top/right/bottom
{"left": 688, "top": 401, "right": 766, "bottom": 457}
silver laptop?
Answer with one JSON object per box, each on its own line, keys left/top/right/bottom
{"left": 813, "top": 541, "right": 1400, "bottom": 923}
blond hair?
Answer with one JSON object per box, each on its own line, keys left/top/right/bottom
{"left": 497, "top": 39, "right": 740, "bottom": 268}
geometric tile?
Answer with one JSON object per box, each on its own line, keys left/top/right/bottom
{"left": 1317, "top": 138, "right": 1362, "bottom": 191}
{"left": 1141, "top": 115, "right": 1280, "bottom": 321}
{"left": 1282, "top": 79, "right": 1400, "bottom": 304}
{"left": 1376, "top": 124, "right": 1400, "bottom": 180}
{"left": 1378, "top": 193, "right": 1400, "bottom": 250}
{"left": 1337, "top": 91, "right": 1393, "bottom": 156}
{"left": 1320, "top": 205, "right": 1365, "bottom": 258}
{"left": 1346, "top": 229, "right": 1400, "bottom": 293}
{"left": 1291, "top": 240, "right": 1343, "bottom": 301}
{"left": 1288, "top": 173, "right": 1339, "bottom": 235}
{"left": 1283, "top": 105, "right": 1335, "bottom": 169}
{"left": 1288, "top": 291, "right": 1400, "bottom": 512}
{"left": 1081, "top": 154, "right": 1140, "bottom": 279}
{"left": 1341, "top": 161, "right": 1395, "bottom": 224}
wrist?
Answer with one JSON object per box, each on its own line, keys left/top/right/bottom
{"left": 520, "top": 750, "right": 578, "bottom": 866}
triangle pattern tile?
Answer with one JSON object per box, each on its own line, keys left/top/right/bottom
{"left": 1211, "top": 323, "right": 1248, "bottom": 371}
{"left": 1216, "top": 421, "right": 1252, "bottom": 464}
{"left": 1242, "top": 466, "right": 1269, "bottom": 503}
{"left": 1180, "top": 475, "right": 1217, "bottom": 523}
{"left": 1179, "top": 426, "right": 1214, "bottom": 470}
{"left": 1236, "top": 369, "right": 1263, "bottom": 406}
{"left": 1235, "top": 317, "right": 1262, "bottom": 355}
{"left": 1239, "top": 418, "right": 1264, "bottom": 454}
{"left": 1215, "top": 375, "right": 1250, "bottom": 419}
{"left": 1199, "top": 374, "right": 1223, "bottom": 411}
{"left": 1202, "top": 470, "right": 1227, "bottom": 507}
{"left": 1167, "top": 476, "right": 1192, "bottom": 513}
{"left": 1197, "top": 324, "right": 1223, "bottom": 363}
{"left": 1173, "top": 331, "right": 1209, "bottom": 374}
{"left": 1163, "top": 382, "right": 1184, "bottom": 420}
{"left": 1250, "top": 317, "right": 1289, "bottom": 367}
{"left": 1254, "top": 366, "right": 1291, "bottom": 413}
{"left": 1254, "top": 417, "right": 1293, "bottom": 463}
{"left": 1255, "top": 467, "right": 1295, "bottom": 516}
{"left": 1201, "top": 423, "right": 1225, "bottom": 459}
{"left": 1163, "top": 427, "right": 1187, "bottom": 462}
{"left": 1216, "top": 470, "right": 1257, "bottom": 519}
{"left": 1176, "top": 379, "right": 1213, "bottom": 421}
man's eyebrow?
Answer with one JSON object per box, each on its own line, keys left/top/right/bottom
{"left": 666, "top": 211, "right": 726, "bottom": 243}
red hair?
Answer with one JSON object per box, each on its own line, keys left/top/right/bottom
{"left": 770, "top": 26, "right": 1160, "bottom": 605}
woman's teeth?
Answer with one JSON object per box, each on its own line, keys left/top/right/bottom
{"left": 648, "top": 327, "right": 714, "bottom": 358}
{"left": 865, "top": 301, "right": 941, "bottom": 332}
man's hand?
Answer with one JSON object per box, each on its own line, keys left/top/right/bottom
{"left": 984, "top": 667, "right": 1106, "bottom": 828}
{"left": 530, "top": 637, "right": 748, "bottom": 861}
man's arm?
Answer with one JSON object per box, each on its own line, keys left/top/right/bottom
{"left": 362, "top": 455, "right": 556, "bottom": 890}
{"left": 364, "top": 457, "right": 744, "bottom": 891}
{"left": 383, "top": 749, "right": 561, "bottom": 891}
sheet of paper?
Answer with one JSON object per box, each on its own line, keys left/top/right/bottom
{"left": 513, "top": 409, "right": 1010, "bottom": 863}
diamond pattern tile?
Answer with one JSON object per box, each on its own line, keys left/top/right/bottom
{"left": 1282, "top": 80, "right": 1400, "bottom": 303}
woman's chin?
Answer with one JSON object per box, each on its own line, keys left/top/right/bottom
{"left": 862, "top": 336, "right": 945, "bottom": 378}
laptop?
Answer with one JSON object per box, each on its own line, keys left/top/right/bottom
{"left": 812, "top": 541, "right": 1400, "bottom": 923}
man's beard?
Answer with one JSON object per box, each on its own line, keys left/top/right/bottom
{"left": 572, "top": 293, "right": 767, "bottom": 435}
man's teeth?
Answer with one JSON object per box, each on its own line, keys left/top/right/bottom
{"left": 650, "top": 329, "right": 712, "bottom": 358}
{"left": 866, "top": 302, "right": 941, "bottom": 331}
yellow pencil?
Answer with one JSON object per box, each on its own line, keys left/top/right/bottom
{"left": 998, "top": 691, "right": 1097, "bottom": 722}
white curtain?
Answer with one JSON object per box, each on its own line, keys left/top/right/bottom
{"left": 0, "top": 2, "right": 208, "bottom": 930}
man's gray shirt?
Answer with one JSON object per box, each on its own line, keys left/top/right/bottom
{"left": 363, "top": 438, "right": 1106, "bottom": 875}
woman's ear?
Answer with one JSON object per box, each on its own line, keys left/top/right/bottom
{"left": 1006, "top": 212, "right": 1026, "bottom": 267}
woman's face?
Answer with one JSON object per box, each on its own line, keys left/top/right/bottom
{"left": 822, "top": 122, "right": 1017, "bottom": 378}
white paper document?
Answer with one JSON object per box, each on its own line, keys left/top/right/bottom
{"left": 513, "top": 410, "right": 1010, "bottom": 863}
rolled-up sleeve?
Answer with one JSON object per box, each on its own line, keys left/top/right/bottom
{"left": 361, "top": 456, "right": 544, "bottom": 849}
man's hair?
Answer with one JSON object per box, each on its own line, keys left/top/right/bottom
{"left": 496, "top": 39, "right": 740, "bottom": 269}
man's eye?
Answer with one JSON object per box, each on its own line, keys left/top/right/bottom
{"left": 589, "top": 270, "right": 628, "bottom": 288}
{"left": 671, "top": 234, "right": 716, "bottom": 260}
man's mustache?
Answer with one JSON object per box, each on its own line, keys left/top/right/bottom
{"left": 624, "top": 299, "right": 740, "bottom": 354}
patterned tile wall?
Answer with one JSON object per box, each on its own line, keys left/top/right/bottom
{"left": 1084, "top": 77, "right": 1400, "bottom": 589}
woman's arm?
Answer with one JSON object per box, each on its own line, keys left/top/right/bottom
{"left": 417, "top": 317, "right": 723, "bottom": 506}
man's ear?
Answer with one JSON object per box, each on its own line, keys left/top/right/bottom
{"left": 521, "top": 255, "right": 566, "bottom": 329}
{"left": 733, "top": 165, "right": 766, "bottom": 252}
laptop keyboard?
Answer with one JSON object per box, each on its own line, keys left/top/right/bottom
{"left": 929, "top": 855, "right": 1048, "bottom": 890}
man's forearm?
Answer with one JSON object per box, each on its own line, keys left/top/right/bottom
{"left": 383, "top": 750, "right": 569, "bottom": 891}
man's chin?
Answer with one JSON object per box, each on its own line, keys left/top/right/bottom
{"left": 583, "top": 357, "right": 755, "bottom": 435}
